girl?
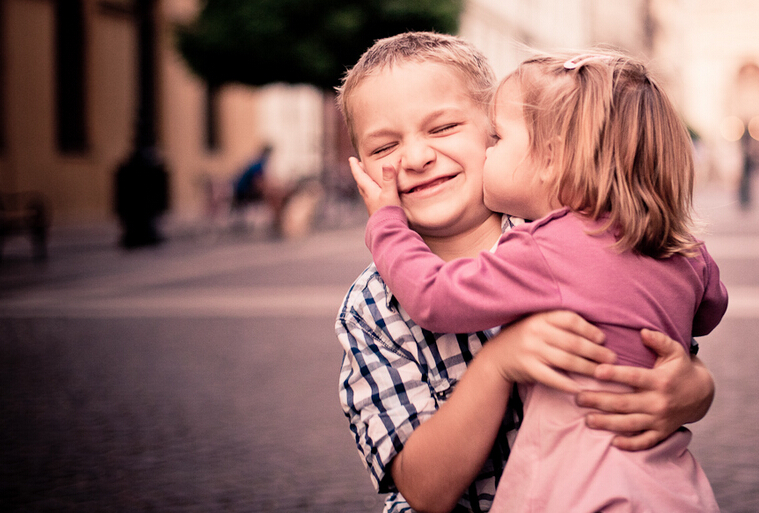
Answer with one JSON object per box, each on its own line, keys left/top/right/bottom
{"left": 350, "top": 51, "right": 728, "bottom": 511}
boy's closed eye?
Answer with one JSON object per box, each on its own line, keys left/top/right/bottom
{"left": 431, "top": 123, "right": 460, "bottom": 135}
{"left": 369, "top": 143, "right": 397, "bottom": 156}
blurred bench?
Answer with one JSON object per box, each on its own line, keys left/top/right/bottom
{"left": 0, "top": 191, "right": 51, "bottom": 261}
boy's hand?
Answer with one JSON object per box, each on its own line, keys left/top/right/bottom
{"left": 577, "top": 329, "right": 715, "bottom": 451}
{"left": 482, "top": 311, "right": 614, "bottom": 395}
{"left": 348, "top": 157, "right": 401, "bottom": 216}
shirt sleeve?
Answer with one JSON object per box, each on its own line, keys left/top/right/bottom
{"left": 336, "top": 283, "right": 440, "bottom": 493}
{"left": 692, "top": 243, "right": 729, "bottom": 336}
{"left": 365, "top": 206, "right": 562, "bottom": 334}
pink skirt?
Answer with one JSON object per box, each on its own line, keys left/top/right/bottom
{"left": 491, "top": 376, "right": 720, "bottom": 512}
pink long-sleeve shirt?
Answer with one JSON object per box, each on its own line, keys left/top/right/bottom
{"left": 366, "top": 206, "right": 728, "bottom": 368}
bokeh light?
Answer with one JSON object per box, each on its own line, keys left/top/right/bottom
{"left": 720, "top": 115, "right": 745, "bottom": 142}
{"left": 748, "top": 116, "right": 759, "bottom": 141}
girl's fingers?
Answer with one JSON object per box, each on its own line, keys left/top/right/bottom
{"left": 380, "top": 165, "right": 402, "bottom": 206}
{"left": 348, "top": 157, "right": 375, "bottom": 194}
{"left": 381, "top": 164, "right": 397, "bottom": 184}
{"left": 585, "top": 410, "right": 667, "bottom": 451}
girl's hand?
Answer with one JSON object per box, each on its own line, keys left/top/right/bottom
{"left": 482, "top": 310, "right": 615, "bottom": 394}
{"left": 577, "top": 329, "right": 715, "bottom": 451}
{"left": 348, "top": 157, "right": 401, "bottom": 216}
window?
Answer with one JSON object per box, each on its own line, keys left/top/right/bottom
{"left": 56, "top": 0, "right": 88, "bottom": 153}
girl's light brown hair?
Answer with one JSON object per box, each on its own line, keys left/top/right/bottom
{"left": 336, "top": 31, "right": 496, "bottom": 151}
{"left": 505, "top": 50, "right": 699, "bottom": 258}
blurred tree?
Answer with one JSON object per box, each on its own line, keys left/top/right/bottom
{"left": 175, "top": 0, "right": 462, "bottom": 89}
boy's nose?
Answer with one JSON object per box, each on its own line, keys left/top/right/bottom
{"left": 400, "top": 138, "right": 435, "bottom": 173}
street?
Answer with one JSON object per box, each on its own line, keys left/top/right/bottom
{"left": 0, "top": 219, "right": 385, "bottom": 512}
{"left": 1, "top": 185, "right": 758, "bottom": 512}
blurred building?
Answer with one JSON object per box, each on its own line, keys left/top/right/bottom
{"left": 1, "top": 0, "right": 757, "bottom": 229}
{"left": 463, "top": 0, "right": 759, "bottom": 185}
{"left": 0, "top": 0, "right": 328, "bottom": 229}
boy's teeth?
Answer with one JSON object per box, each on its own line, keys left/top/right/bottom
{"left": 411, "top": 177, "right": 448, "bottom": 193}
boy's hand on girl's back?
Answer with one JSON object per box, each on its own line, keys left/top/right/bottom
{"left": 483, "top": 311, "right": 614, "bottom": 395}
{"left": 578, "top": 329, "right": 715, "bottom": 451}
{"left": 349, "top": 157, "right": 401, "bottom": 216}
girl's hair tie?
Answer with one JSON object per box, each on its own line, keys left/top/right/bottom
{"left": 563, "top": 54, "right": 613, "bottom": 70}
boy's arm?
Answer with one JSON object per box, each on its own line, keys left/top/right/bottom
{"left": 391, "top": 311, "right": 612, "bottom": 513}
{"left": 390, "top": 341, "right": 512, "bottom": 513}
{"left": 337, "top": 301, "right": 435, "bottom": 495}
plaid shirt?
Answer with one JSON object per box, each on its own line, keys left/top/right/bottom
{"left": 337, "top": 257, "right": 523, "bottom": 512}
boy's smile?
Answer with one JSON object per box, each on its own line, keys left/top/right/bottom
{"left": 350, "top": 61, "right": 494, "bottom": 240}
{"left": 402, "top": 172, "right": 461, "bottom": 196}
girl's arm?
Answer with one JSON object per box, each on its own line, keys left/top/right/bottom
{"left": 392, "top": 311, "right": 613, "bottom": 513}
{"left": 366, "top": 206, "right": 559, "bottom": 333}
{"left": 576, "top": 329, "right": 715, "bottom": 451}
{"left": 351, "top": 158, "right": 559, "bottom": 334}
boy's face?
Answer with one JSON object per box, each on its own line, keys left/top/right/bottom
{"left": 350, "top": 61, "right": 493, "bottom": 239}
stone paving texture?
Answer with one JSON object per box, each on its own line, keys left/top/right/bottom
{"left": 0, "top": 224, "right": 385, "bottom": 512}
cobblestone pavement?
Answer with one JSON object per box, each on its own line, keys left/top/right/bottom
{"left": 1, "top": 185, "right": 758, "bottom": 512}
{"left": 0, "top": 224, "right": 386, "bottom": 512}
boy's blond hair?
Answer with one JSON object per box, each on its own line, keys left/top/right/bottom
{"left": 336, "top": 31, "right": 496, "bottom": 150}
{"left": 504, "top": 50, "right": 698, "bottom": 258}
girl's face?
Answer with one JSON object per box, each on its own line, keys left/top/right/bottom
{"left": 484, "top": 80, "right": 554, "bottom": 220}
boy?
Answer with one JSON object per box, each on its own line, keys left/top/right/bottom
{"left": 335, "top": 32, "right": 715, "bottom": 512}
